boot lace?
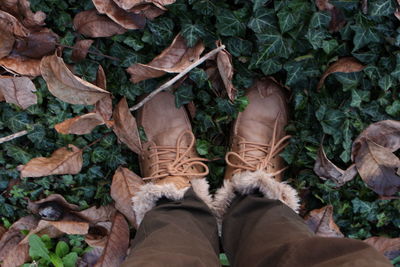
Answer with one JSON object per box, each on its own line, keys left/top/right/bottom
{"left": 225, "top": 119, "right": 291, "bottom": 176}
{"left": 143, "top": 130, "right": 209, "bottom": 181}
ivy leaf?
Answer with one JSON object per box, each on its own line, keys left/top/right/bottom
{"left": 216, "top": 9, "right": 246, "bottom": 37}
{"left": 369, "top": 0, "right": 396, "bottom": 17}
{"left": 310, "top": 12, "right": 331, "bottom": 29}
{"left": 322, "top": 39, "right": 338, "bottom": 54}
{"left": 284, "top": 61, "right": 303, "bottom": 86}
{"left": 351, "top": 25, "right": 380, "bottom": 51}
{"left": 256, "top": 29, "right": 292, "bottom": 62}
{"left": 248, "top": 8, "right": 277, "bottom": 33}
{"left": 225, "top": 37, "right": 253, "bottom": 57}
{"left": 378, "top": 74, "right": 395, "bottom": 91}
{"left": 277, "top": 8, "right": 298, "bottom": 33}
{"left": 306, "top": 28, "right": 329, "bottom": 49}
{"left": 181, "top": 23, "right": 206, "bottom": 47}
{"left": 175, "top": 85, "right": 194, "bottom": 108}
{"left": 260, "top": 58, "right": 282, "bottom": 75}
{"left": 252, "top": 0, "right": 269, "bottom": 11}
{"left": 147, "top": 17, "right": 174, "bottom": 46}
{"left": 189, "top": 68, "right": 208, "bottom": 88}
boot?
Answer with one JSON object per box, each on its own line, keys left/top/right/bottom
{"left": 213, "top": 78, "right": 300, "bottom": 220}
{"left": 132, "top": 91, "right": 212, "bottom": 226}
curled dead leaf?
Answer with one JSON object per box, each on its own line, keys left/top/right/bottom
{"left": 0, "top": 0, "right": 46, "bottom": 28}
{"left": 216, "top": 41, "right": 236, "bottom": 101}
{"left": 353, "top": 139, "right": 400, "bottom": 196}
{"left": 18, "top": 144, "right": 83, "bottom": 178}
{"left": 27, "top": 194, "right": 80, "bottom": 215}
{"left": 71, "top": 39, "right": 94, "bottom": 62}
{"left": 73, "top": 9, "right": 127, "bottom": 38}
{"left": 0, "top": 76, "right": 37, "bottom": 109}
{"left": 55, "top": 112, "right": 105, "bottom": 135}
{"left": 352, "top": 120, "right": 400, "bottom": 158}
{"left": 13, "top": 31, "right": 58, "bottom": 59}
{"left": 94, "top": 212, "right": 129, "bottom": 267}
{"left": 93, "top": 0, "right": 146, "bottom": 30}
{"left": 40, "top": 54, "right": 110, "bottom": 105}
{"left": 0, "top": 26, "right": 14, "bottom": 59}
{"left": 364, "top": 236, "right": 400, "bottom": 260}
{"left": 111, "top": 166, "right": 144, "bottom": 226}
{"left": 78, "top": 247, "right": 104, "bottom": 266}
{"left": 86, "top": 222, "right": 111, "bottom": 248}
{"left": 0, "top": 55, "right": 41, "bottom": 76}
{"left": 113, "top": 0, "right": 176, "bottom": 10}
{"left": 313, "top": 145, "right": 357, "bottom": 186}
{"left": 127, "top": 34, "right": 204, "bottom": 83}
{"left": 304, "top": 205, "right": 344, "bottom": 237}
{"left": 129, "top": 4, "right": 165, "bottom": 19}
{"left": 77, "top": 205, "right": 116, "bottom": 224}
{"left": 112, "top": 97, "right": 142, "bottom": 153}
{"left": 317, "top": 57, "right": 365, "bottom": 90}
{"left": 0, "top": 10, "right": 29, "bottom": 37}
{"left": 94, "top": 65, "right": 113, "bottom": 121}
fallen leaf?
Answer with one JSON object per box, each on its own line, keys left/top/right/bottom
{"left": 55, "top": 112, "right": 105, "bottom": 135}
{"left": 1, "top": 243, "right": 29, "bottom": 267}
{"left": 77, "top": 205, "right": 116, "bottom": 224}
{"left": 94, "top": 65, "right": 113, "bottom": 121}
{"left": 111, "top": 166, "right": 144, "bottom": 226}
{"left": 113, "top": 0, "right": 176, "bottom": 10}
{"left": 315, "top": 0, "right": 345, "bottom": 32}
{"left": 0, "top": 76, "right": 37, "bottom": 109}
{"left": 85, "top": 222, "right": 111, "bottom": 248}
{"left": 28, "top": 194, "right": 80, "bottom": 215}
{"left": 304, "top": 205, "right": 344, "bottom": 237}
{"left": 317, "top": 57, "right": 365, "bottom": 90}
{"left": 0, "top": 10, "right": 29, "bottom": 37}
{"left": 0, "top": 55, "right": 41, "bottom": 76}
{"left": 0, "top": 0, "right": 46, "bottom": 28}
{"left": 71, "top": 39, "right": 94, "bottom": 62}
{"left": 187, "top": 101, "right": 196, "bottom": 119}
{"left": 216, "top": 41, "right": 236, "bottom": 101}
{"left": 94, "top": 212, "right": 129, "bottom": 267}
{"left": 0, "top": 226, "right": 6, "bottom": 239}
{"left": 129, "top": 4, "right": 165, "bottom": 19}
{"left": 112, "top": 97, "right": 142, "bottom": 153}
{"left": 313, "top": 145, "right": 357, "bottom": 186}
{"left": 93, "top": 0, "right": 146, "bottom": 30}
{"left": 353, "top": 139, "right": 400, "bottom": 196}
{"left": 0, "top": 26, "right": 14, "bottom": 59}
{"left": 12, "top": 31, "right": 58, "bottom": 59}
{"left": 73, "top": 9, "right": 127, "bottom": 38}
{"left": 364, "top": 236, "right": 400, "bottom": 260}
{"left": 127, "top": 34, "right": 204, "bottom": 83}
{"left": 352, "top": 120, "right": 400, "bottom": 158}
{"left": 40, "top": 54, "right": 110, "bottom": 105}
{"left": 0, "top": 216, "right": 38, "bottom": 262}
{"left": 18, "top": 144, "right": 83, "bottom": 178}
{"left": 78, "top": 247, "right": 103, "bottom": 266}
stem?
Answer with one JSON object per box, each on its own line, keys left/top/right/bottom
{"left": 0, "top": 130, "right": 28, "bottom": 144}
{"left": 57, "top": 43, "right": 120, "bottom": 61}
{"left": 129, "top": 45, "right": 226, "bottom": 112}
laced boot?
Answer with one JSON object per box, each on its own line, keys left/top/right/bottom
{"left": 132, "top": 91, "right": 212, "bottom": 225}
{"left": 213, "top": 79, "right": 300, "bottom": 220}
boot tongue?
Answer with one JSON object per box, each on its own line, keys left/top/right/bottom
{"left": 155, "top": 176, "right": 190, "bottom": 189}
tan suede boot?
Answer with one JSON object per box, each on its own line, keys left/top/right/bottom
{"left": 212, "top": 78, "right": 299, "bottom": 223}
{"left": 224, "top": 78, "right": 290, "bottom": 181}
{"left": 132, "top": 91, "right": 212, "bottom": 225}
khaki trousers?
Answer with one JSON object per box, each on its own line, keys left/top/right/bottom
{"left": 122, "top": 189, "right": 392, "bottom": 267}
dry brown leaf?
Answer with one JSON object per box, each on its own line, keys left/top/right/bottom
{"left": 0, "top": 10, "right": 29, "bottom": 37}
{"left": 315, "top": 0, "right": 345, "bottom": 32}
{"left": 0, "top": 26, "right": 14, "bottom": 59}
{"left": 28, "top": 194, "right": 80, "bottom": 215}
{"left": 129, "top": 4, "right": 165, "bottom": 19}
{"left": 40, "top": 54, "right": 110, "bottom": 105}
{"left": 73, "top": 9, "right": 127, "bottom": 38}
{"left": 0, "top": 91, "right": 4, "bottom": 101}
{"left": 55, "top": 112, "right": 105, "bottom": 135}
{"left": 0, "top": 0, "right": 46, "bottom": 28}
{"left": 2, "top": 243, "right": 30, "bottom": 267}
{"left": 352, "top": 120, "right": 400, "bottom": 157}
{"left": 0, "top": 55, "right": 41, "bottom": 76}
{"left": 187, "top": 101, "right": 196, "bottom": 119}
{"left": 0, "top": 226, "right": 6, "bottom": 240}
{"left": 93, "top": 0, "right": 146, "bottom": 30}
{"left": 317, "top": 57, "right": 365, "bottom": 90}
{"left": 313, "top": 145, "right": 357, "bottom": 186}
{"left": 364, "top": 236, "right": 400, "bottom": 260}
{"left": 353, "top": 139, "right": 400, "bottom": 196}
{"left": 0, "top": 216, "right": 38, "bottom": 262}
{"left": 304, "top": 205, "right": 344, "bottom": 237}
{"left": 71, "top": 39, "right": 94, "bottom": 62}
{"left": 113, "top": 0, "right": 176, "bottom": 10}
{"left": 94, "top": 212, "right": 130, "bottom": 267}
{"left": 111, "top": 166, "right": 144, "bottom": 226}
{"left": 18, "top": 144, "right": 83, "bottom": 178}
{"left": 78, "top": 247, "right": 104, "bottom": 266}
{"left": 77, "top": 205, "right": 116, "bottom": 224}
{"left": 112, "top": 97, "right": 142, "bottom": 153}
{"left": 0, "top": 76, "right": 37, "bottom": 109}
{"left": 216, "top": 42, "right": 236, "bottom": 101}
{"left": 13, "top": 31, "right": 58, "bottom": 59}
{"left": 127, "top": 34, "right": 204, "bottom": 83}
{"left": 85, "top": 222, "right": 111, "bottom": 248}
{"left": 94, "top": 65, "right": 113, "bottom": 121}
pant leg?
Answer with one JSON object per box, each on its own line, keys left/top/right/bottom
{"left": 122, "top": 188, "right": 221, "bottom": 267}
{"left": 222, "top": 193, "right": 392, "bottom": 267}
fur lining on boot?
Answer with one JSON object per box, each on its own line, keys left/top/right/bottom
{"left": 132, "top": 178, "right": 212, "bottom": 226}
{"left": 213, "top": 170, "right": 300, "bottom": 221}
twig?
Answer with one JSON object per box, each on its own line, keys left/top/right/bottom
{"left": 129, "top": 45, "right": 226, "bottom": 112}
{"left": 0, "top": 130, "right": 28, "bottom": 144}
